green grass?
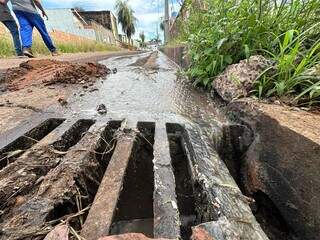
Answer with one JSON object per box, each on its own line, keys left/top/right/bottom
{"left": 0, "top": 35, "right": 120, "bottom": 58}
{"left": 177, "top": 0, "right": 320, "bottom": 106}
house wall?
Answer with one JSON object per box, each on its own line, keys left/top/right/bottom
{"left": 46, "top": 9, "right": 97, "bottom": 41}
{"left": 45, "top": 9, "right": 117, "bottom": 45}
{"left": 89, "top": 21, "right": 116, "bottom": 44}
{"left": 78, "top": 11, "right": 119, "bottom": 39}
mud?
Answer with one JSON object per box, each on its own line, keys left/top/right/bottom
{"left": 3, "top": 59, "right": 111, "bottom": 91}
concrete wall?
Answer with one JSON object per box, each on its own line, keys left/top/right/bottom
{"left": 78, "top": 11, "right": 119, "bottom": 39}
{"left": 161, "top": 46, "right": 190, "bottom": 69}
{"left": 90, "top": 21, "right": 116, "bottom": 44}
{"left": 46, "top": 9, "right": 97, "bottom": 41}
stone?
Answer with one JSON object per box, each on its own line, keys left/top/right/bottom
{"left": 212, "top": 55, "right": 273, "bottom": 102}
{"left": 44, "top": 225, "right": 69, "bottom": 240}
{"left": 191, "top": 218, "right": 240, "bottom": 240}
{"left": 97, "top": 104, "right": 107, "bottom": 114}
{"left": 57, "top": 96, "right": 68, "bottom": 106}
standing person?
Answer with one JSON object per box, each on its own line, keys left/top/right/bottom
{"left": 0, "top": 2, "right": 22, "bottom": 56}
{"left": 0, "top": 0, "right": 59, "bottom": 58}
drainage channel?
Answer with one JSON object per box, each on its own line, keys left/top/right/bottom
{"left": 0, "top": 118, "right": 64, "bottom": 170}
{"left": 216, "top": 124, "right": 297, "bottom": 240}
{"left": 109, "top": 122, "right": 155, "bottom": 237}
{"left": 167, "top": 123, "right": 197, "bottom": 240}
{"left": 45, "top": 121, "right": 121, "bottom": 233}
{"left": 0, "top": 119, "right": 270, "bottom": 240}
{"left": 0, "top": 119, "right": 121, "bottom": 240}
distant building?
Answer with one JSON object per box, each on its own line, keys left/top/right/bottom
{"left": 45, "top": 8, "right": 118, "bottom": 45}
{"left": 77, "top": 10, "right": 119, "bottom": 40}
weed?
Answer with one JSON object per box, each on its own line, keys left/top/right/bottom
{"left": 176, "top": 0, "right": 320, "bottom": 105}
{"left": 0, "top": 32, "right": 119, "bottom": 57}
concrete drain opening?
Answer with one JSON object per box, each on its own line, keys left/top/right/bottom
{"left": 94, "top": 121, "right": 122, "bottom": 169}
{"left": 45, "top": 121, "right": 121, "bottom": 233}
{"left": 167, "top": 123, "right": 197, "bottom": 240}
{"left": 252, "top": 191, "right": 293, "bottom": 240}
{"left": 0, "top": 118, "right": 65, "bottom": 170}
{"left": 52, "top": 119, "right": 96, "bottom": 151}
{"left": 216, "top": 124, "right": 297, "bottom": 240}
{"left": 110, "top": 122, "right": 155, "bottom": 237}
{"left": 0, "top": 121, "right": 121, "bottom": 240}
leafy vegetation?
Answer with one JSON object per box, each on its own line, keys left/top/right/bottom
{"left": 178, "top": 0, "right": 320, "bottom": 105}
{"left": 115, "top": 0, "right": 137, "bottom": 40}
{"left": 138, "top": 32, "right": 147, "bottom": 48}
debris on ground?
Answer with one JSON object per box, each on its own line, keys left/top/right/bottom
{"left": 44, "top": 225, "right": 69, "bottom": 240}
{"left": 58, "top": 96, "right": 68, "bottom": 106}
{"left": 97, "top": 104, "right": 108, "bottom": 114}
{"left": 3, "top": 59, "right": 111, "bottom": 91}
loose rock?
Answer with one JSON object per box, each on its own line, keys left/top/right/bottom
{"left": 97, "top": 104, "right": 107, "bottom": 114}
{"left": 212, "top": 55, "right": 273, "bottom": 102}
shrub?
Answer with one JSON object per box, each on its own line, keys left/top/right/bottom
{"left": 256, "top": 27, "right": 320, "bottom": 106}
{"left": 183, "top": 0, "right": 320, "bottom": 91}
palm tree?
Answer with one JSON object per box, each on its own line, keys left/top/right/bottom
{"left": 139, "top": 32, "right": 146, "bottom": 47}
{"left": 115, "top": 0, "right": 137, "bottom": 40}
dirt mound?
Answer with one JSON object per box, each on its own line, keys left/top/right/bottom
{"left": 4, "top": 59, "right": 111, "bottom": 91}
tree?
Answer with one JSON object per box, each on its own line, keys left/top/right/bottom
{"left": 139, "top": 32, "right": 146, "bottom": 48}
{"left": 115, "top": 0, "right": 137, "bottom": 41}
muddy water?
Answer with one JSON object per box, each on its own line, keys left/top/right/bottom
{"left": 65, "top": 51, "right": 226, "bottom": 130}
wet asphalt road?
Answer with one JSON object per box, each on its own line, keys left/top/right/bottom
{"left": 64, "top": 51, "right": 226, "bottom": 132}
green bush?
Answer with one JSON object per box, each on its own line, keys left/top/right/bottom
{"left": 182, "top": 0, "right": 320, "bottom": 105}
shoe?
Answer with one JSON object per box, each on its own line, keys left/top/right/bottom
{"left": 51, "top": 50, "right": 61, "bottom": 56}
{"left": 17, "top": 53, "right": 25, "bottom": 58}
{"left": 23, "top": 48, "right": 35, "bottom": 58}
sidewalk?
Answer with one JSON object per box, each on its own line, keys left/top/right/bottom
{"left": 0, "top": 50, "right": 135, "bottom": 71}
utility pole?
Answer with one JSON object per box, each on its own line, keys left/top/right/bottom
{"left": 164, "top": 0, "right": 170, "bottom": 44}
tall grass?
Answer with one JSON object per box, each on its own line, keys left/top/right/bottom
{"left": 256, "top": 28, "right": 320, "bottom": 105}
{"left": 181, "top": 0, "right": 320, "bottom": 105}
{"left": 0, "top": 34, "right": 120, "bottom": 58}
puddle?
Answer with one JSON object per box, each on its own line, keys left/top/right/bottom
{"left": 110, "top": 122, "right": 155, "bottom": 237}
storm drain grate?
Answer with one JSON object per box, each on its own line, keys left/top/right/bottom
{"left": 0, "top": 118, "right": 65, "bottom": 170}
{"left": 0, "top": 118, "right": 269, "bottom": 240}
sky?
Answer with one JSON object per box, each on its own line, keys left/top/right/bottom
{"left": 41, "top": 0, "right": 182, "bottom": 40}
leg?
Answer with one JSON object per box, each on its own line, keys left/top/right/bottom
{"left": 27, "top": 13, "right": 56, "bottom": 52}
{"left": 13, "top": 11, "right": 33, "bottom": 49}
{"left": 2, "top": 20, "right": 22, "bottom": 56}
